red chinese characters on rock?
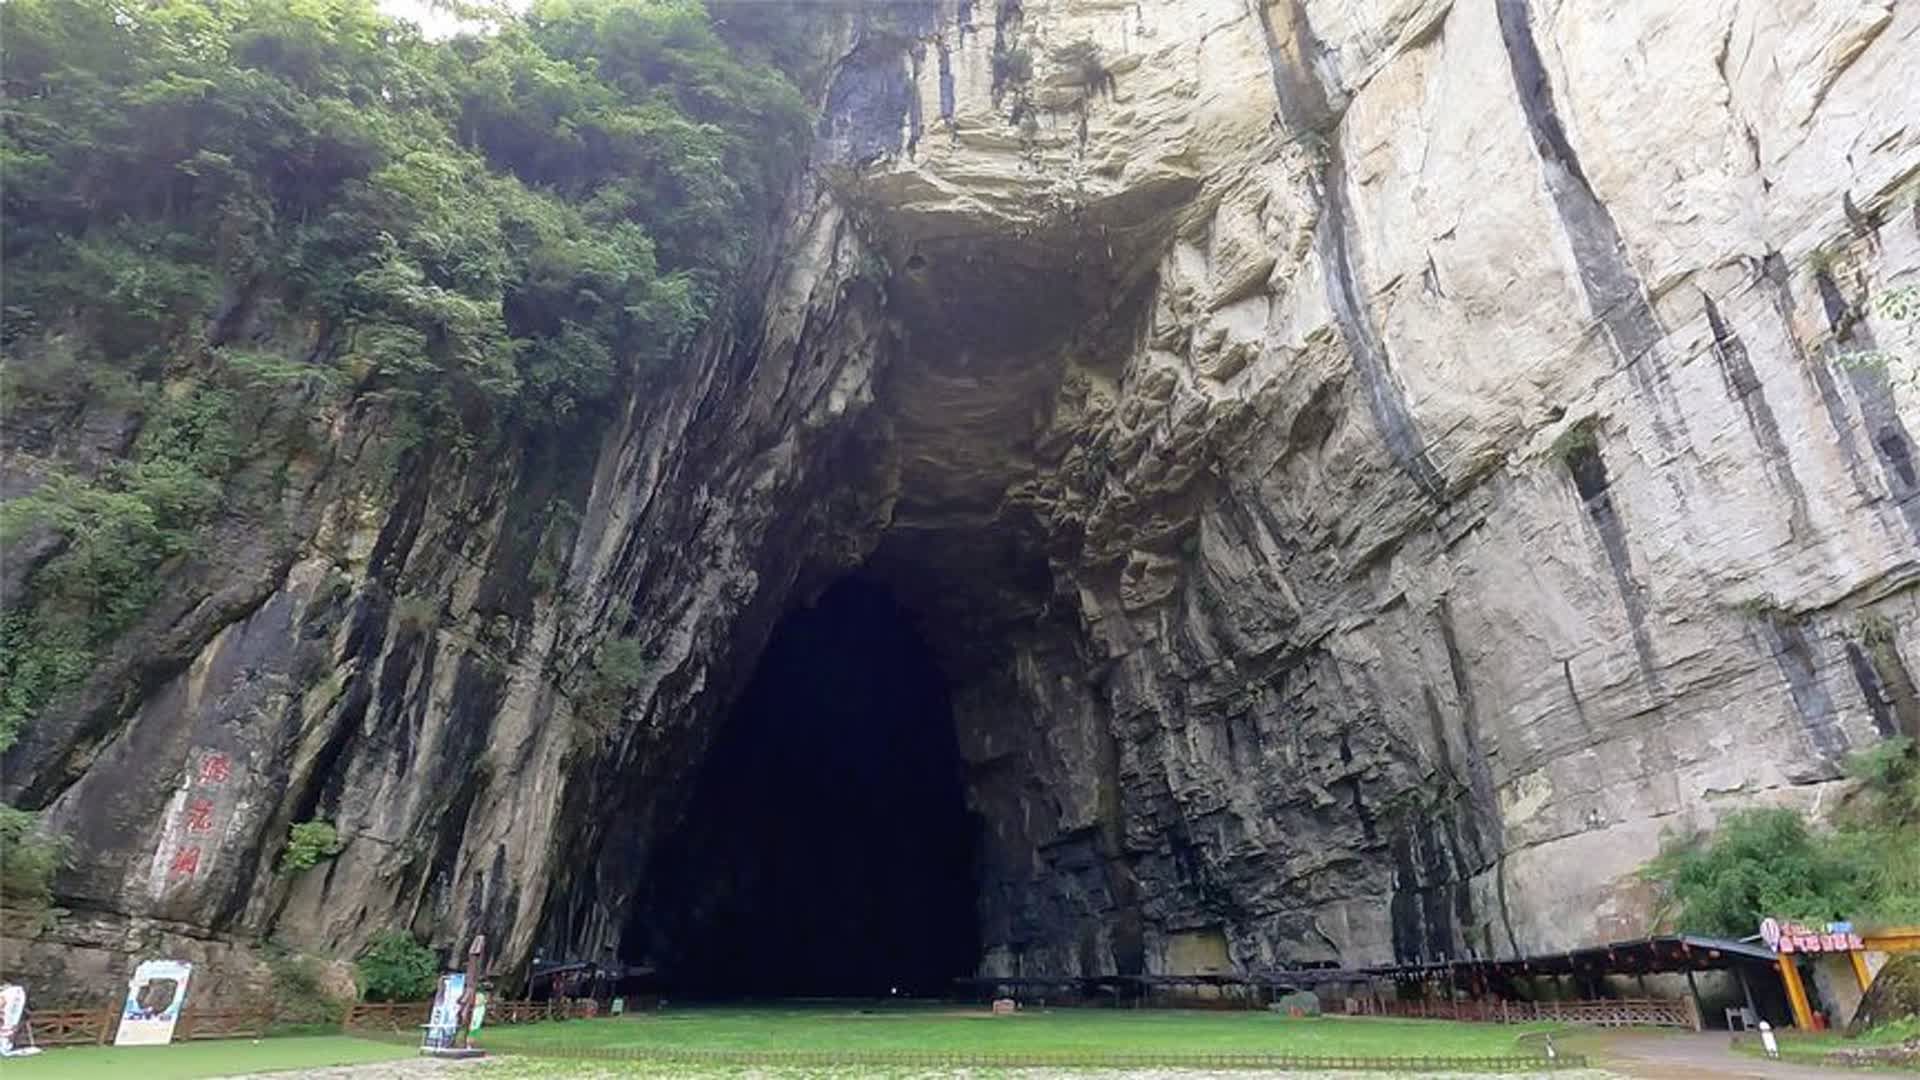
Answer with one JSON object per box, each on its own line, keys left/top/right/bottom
{"left": 197, "top": 752, "right": 233, "bottom": 786}
{"left": 183, "top": 797, "right": 216, "bottom": 835}
{"left": 163, "top": 749, "right": 240, "bottom": 887}
{"left": 168, "top": 846, "right": 202, "bottom": 880}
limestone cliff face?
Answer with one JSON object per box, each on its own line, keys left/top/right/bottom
{"left": 5, "top": 0, "right": 1920, "bottom": 1000}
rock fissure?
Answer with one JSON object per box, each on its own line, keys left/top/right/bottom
{"left": 6, "top": 0, "right": 1920, "bottom": 1005}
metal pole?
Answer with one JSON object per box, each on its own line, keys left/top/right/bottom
{"left": 456, "top": 934, "right": 486, "bottom": 1051}
{"left": 1737, "top": 966, "right": 1759, "bottom": 1020}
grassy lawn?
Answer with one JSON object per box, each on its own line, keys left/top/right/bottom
{"left": 1730, "top": 1017, "right": 1920, "bottom": 1070}
{"left": 0, "top": 1034, "right": 415, "bottom": 1079}
{"left": 473, "top": 1004, "right": 1562, "bottom": 1060}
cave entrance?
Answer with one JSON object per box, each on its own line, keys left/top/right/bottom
{"left": 634, "top": 577, "right": 981, "bottom": 998}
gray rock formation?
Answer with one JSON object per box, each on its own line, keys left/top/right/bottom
{"left": 4, "top": 0, "right": 1919, "bottom": 1002}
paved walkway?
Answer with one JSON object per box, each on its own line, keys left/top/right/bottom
{"left": 1590, "top": 1032, "right": 1857, "bottom": 1080}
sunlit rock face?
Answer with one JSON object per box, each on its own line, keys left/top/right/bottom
{"left": 6, "top": 0, "right": 1919, "bottom": 1002}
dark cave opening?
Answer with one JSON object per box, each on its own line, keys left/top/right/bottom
{"left": 632, "top": 577, "right": 982, "bottom": 998}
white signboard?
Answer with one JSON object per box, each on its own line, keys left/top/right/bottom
{"left": 1, "top": 984, "right": 36, "bottom": 1056}
{"left": 114, "top": 960, "right": 192, "bottom": 1046}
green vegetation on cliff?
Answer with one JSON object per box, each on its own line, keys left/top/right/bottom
{"left": 355, "top": 928, "right": 439, "bottom": 1001}
{"left": 1642, "top": 737, "right": 1920, "bottom": 935}
{"left": 0, "top": 804, "right": 67, "bottom": 912}
{"left": 0, "top": 0, "right": 810, "bottom": 750}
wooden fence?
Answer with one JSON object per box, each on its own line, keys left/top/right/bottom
{"left": 177, "top": 1006, "right": 274, "bottom": 1040}
{"left": 342, "top": 997, "right": 594, "bottom": 1033}
{"left": 18, "top": 1007, "right": 116, "bottom": 1046}
{"left": 19, "top": 1004, "right": 273, "bottom": 1046}
{"left": 483, "top": 997, "right": 594, "bottom": 1025}
{"left": 341, "top": 1001, "right": 433, "bottom": 1032}
{"left": 1355, "top": 995, "right": 1699, "bottom": 1030}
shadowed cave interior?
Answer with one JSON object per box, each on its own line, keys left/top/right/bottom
{"left": 630, "top": 577, "right": 983, "bottom": 998}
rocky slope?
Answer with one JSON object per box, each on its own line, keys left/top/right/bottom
{"left": 5, "top": 0, "right": 1920, "bottom": 1001}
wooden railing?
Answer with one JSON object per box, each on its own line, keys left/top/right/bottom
{"left": 342, "top": 997, "right": 595, "bottom": 1033}
{"left": 485, "top": 998, "right": 592, "bottom": 1024}
{"left": 1356, "top": 995, "right": 1699, "bottom": 1029}
{"left": 21, "top": 1004, "right": 276, "bottom": 1045}
{"left": 177, "top": 1005, "right": 273, "bottom": 1040}
{"left": 19, "top": 1007, "right": 117, "bottom": 1046}
{"left": 342, "top": 1001, "right": 433, "bottom": 1032}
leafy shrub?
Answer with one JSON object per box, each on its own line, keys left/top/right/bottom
{"left": 593, "top": 636, "right": 649, "bottom": 693}
{"left": 265, "top": 944, "right": 348, "bottom": 1032}
{"left": 1643, "top": 738, "right": 1920, "bottom": 934}
{"left": 355, "top": 930, "right": 439, "bottom": 1002}
{"left": 1643, "top": 807, "right": 1864, "bottom": 935}
{"left": 0, "top": 805, "right": 67, "bottom": 912}
{"left": 280, "top": 820, "right": 343, "bottom": 875}
{"left": 393, "top": 595, "right": 439, "bottom": 634}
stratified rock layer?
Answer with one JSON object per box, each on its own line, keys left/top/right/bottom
{"left": 4, "top": 0, "right": 1919, "bottom": 1000}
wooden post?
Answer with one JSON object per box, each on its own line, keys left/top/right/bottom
{"left": 1684, "top": 969, "right": 1706, "bottom": 1032}
{"left": 456, "top": 934, "right": 486, "bottom": 1050}
{"left": 1848, "top": 949, "right": 1873, "bottom": 994}
{"left": 1737, "top": 967, "right": 1759, "bottom": 1021}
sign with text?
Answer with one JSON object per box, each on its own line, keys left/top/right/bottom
{"left": 114, "top": 960, "right": 192, "bottom": 1046}
{"left": 1760, "top": 917, "right": 1864, "bottom": 954}
{"left": 424, "top": 974, "right": 465, "bottom": 1049}
{"left": 0, "top": 984, "right": 30, "bottom": 1056}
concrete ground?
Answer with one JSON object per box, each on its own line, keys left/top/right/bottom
{"left": 1574, "top": 1031, "right": 1861, "bottom": 1079}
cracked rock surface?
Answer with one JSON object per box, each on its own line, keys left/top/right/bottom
{"left": 4, "top": 0, "right": 1918, "bottom": 1001}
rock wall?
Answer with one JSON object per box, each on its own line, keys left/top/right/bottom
{"left": 824, "top": 0, "right": 1920, "bottom": 974}
{"left": 5, "top": 0, "right": 1920, "bottom": 1000}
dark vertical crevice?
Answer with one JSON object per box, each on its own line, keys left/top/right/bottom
{"left": 1845, "top": 641, "right": 1901, "bottom": 739}
{"left": 1436, "top": 600, "right": 1519, "bottom": 956}
{"left": 906, "top": 41, "right": 925, "bottom": 156}
{"left": 1759, "top": 614, "right": 1850, "bottom": 765}
{"left": 1388, "top": 818, "right": 1461, "bottom": 962}
{"left": 1560, "top": 657, "right": 1590, "bottom": 729}
{"left": 1762, "top": 252, "right": 1877, "bottom": 498}
{"left": 1245, "top": 0, "right": 1340, "bottom": 133}
{"left": 1702, "top": 293, "right": 1813, "bottom": 543}
{"left": 1852, "top": 631, "right": 1920, "bottom": 741}
{"left": 1564, "top": 439, "right": 1662, "bottom": 690}
{"left": 1096, "top": 708, "right": 1146, "bottom": 975}
{"left": 1814, "top": 268, "right": 1920, "bottom": 542}
{"left": 1493, "top": 0, "right": 1681, "bottom": 449}
{"left": 1336, "top": 729, "right": 1378, "bottom": 844}
{"left": 1318, "top": 144, "right": 1447, "bottom": 500}
{"left": 1244, "top": 0, "right": 1440, "bottom": 499}
{"left": 936, "top": 36, "right": 956, "bottom": 122}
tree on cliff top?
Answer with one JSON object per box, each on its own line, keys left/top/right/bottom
{"left": 0, "top": 0, "right": 810, "bottom": 750}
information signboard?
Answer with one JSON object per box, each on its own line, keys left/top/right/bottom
{"left": 114, "top": 960, "right": 193, "bottom": 1046}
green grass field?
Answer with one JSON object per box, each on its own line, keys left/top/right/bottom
{"left": 0, "top": 1034, "right": 415, "bottom": 1079}
{"left": 473, "top": 1004, "right": 1561, "bottom": 1059}
{"left": 1729, "top": 1017, "right": 1920, "bottom": 1070}
{"left": 0, "top": 1007, "right": 1576, "bottom": 1078}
